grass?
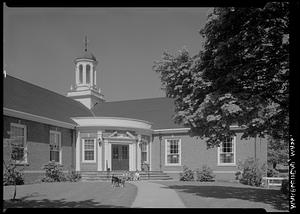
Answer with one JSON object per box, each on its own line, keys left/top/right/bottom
{"left": 154, "top": 181, "right": 289, "bottom": 212}
{"left": 3, "top": 181, "right": 137, "bottom": 208}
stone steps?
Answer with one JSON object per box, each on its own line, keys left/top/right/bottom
{"left": 80, "top": 171, "right": 173, "bottom": 181}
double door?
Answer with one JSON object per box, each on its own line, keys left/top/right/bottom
{"left": 111, "top": 144, "right": 129, "bottom": 170}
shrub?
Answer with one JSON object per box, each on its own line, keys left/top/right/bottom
{"left": 41, "top": 161, "right": 66, "bottom": 182}
{"left": 235, "top": 171, "right": 242, "bottom": 180}
{"left": 267, "top": 168, "right": 279, "bottom": 177}
{"left": 196, "top": 165, "right": 215, "bottom": 182}
{"left": 238, "top": 157, "right": 266, "bottom": 187}
{"left": 179, "top": 165, "right": 194, "bottom": 181}
{"left": 66, "top": 170, "right": 81, "bottom": 182}
{"left": 3, "top": 163, "right": 24, "bottom": 186}
{"left": 281, "top": 179, "right": 289, "bottom": 195}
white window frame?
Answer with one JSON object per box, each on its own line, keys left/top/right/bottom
{"left": 49, "top": 130, "right": 62, "bottom": 164}
{"left": 10, "top": 123, "right": 27, "bottom": 164}
{"left": 217, "top": 136, "right": 236, "bottom": 166}
{"left": 141, "top": 142, "right": 148, "bottom": 163}
{"left": 82, "top": 138, "right": 96, "bottom": 163}
{"left": 165, "top": 138, "right": 182, "bottom": 166}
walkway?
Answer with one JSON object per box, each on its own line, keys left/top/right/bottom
{"left": 131, "top": 181, "right": 185, "bottom": 208}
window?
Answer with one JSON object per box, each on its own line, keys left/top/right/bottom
{"left": 165, "top": 139, "right": 181, "bottom": 166}
{"left": 79, "top": 64, "right": 83, "bottom": 84}
{"left": 83, "top": 139, "right": 96, "bottom": 162}
{"left": 86, "top": 64, "right": 90, "bottom": 84}
{"left": 218, "top": 137, "right": 236, "bottom": 166}
{"left": 50, "top": 131, "right": 61, "bottom": 163}
{"left": 10, "top": 123, "right": 27, "bottom": 163}
{"left": 141, "top": 142, "right": 147, "bottom": 163}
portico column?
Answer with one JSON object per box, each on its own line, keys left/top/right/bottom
{"left": 130, "top": 142, "right": 137, "bottom": 171}
{"left": 129, "top": 143, "right": 134, "bottom": 171}
{"left": 75, "top": 131, "right": 81, "bottom": 171}
{"left": 104, "top": 140, "right": 111, "bottom": 170}
{"left": 97, "top": 131, "right": 102, "bottom": 171}
{"left": 137, "top": 135, "right": 142, "bottom": 171}
{"left": 149, "top": 135, "right": 152, "bottom": 171}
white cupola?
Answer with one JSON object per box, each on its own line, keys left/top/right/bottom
{"left": 67, "top": 37, "right": 105, "bottom": 110}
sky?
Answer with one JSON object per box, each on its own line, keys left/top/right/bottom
{"left": 4, "top": 5, "right": 211, "bottom": 102}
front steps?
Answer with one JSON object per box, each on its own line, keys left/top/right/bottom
{"left": 80, "top": 171, "right": 173, "bottom": 182}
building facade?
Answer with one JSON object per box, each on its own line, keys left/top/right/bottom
{"left": 3, "top": 46, "right": 267, "bottom": 183}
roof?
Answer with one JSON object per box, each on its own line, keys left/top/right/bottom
{"left": 92, "top": 97, "right": 184, "bottom": 130}
{"left": 75, "top": 51, "right": 97, "bottom": 61}
{"left": 3, "top": 75, "right": 93, "bottom": 125}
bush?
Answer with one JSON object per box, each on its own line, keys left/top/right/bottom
{"left": 267, "top": 168, "right": 279, "bottom": 177}
{"left": 281, "top": 179, "right": 289, "bottom": 195}
{"left": 196, "top": 165, "right": 215, "bottom": 182}
{"left": 41, "top": 161, "right": 66, "bottom": 182}
{"left": 66, "top": 170, "right": 81, "bottom": 182}
{"left": 3, "top": 163, "right": 24, "bottom": 186}
{"left": 179, "top": 165, "right": 194, "bottom": 181}
{"left": 235, "top": 171, "right": 242, "bottom": 180}
{"left": 238, "top": 157, "right": 266, "bottom": 187}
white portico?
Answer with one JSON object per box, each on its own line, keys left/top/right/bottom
{"left": 72, "top": 117, "right": 153, "bottom": 172}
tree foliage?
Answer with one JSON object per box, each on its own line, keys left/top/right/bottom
{"left": 267, "top": 137, "right": 289, "bottom": 169}
{"left": 153, "top": 3, "right": 289, "bottom": 148}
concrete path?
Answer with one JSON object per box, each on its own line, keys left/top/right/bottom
{"left": 131, "top": 181, "right": 185, "bottom": 208}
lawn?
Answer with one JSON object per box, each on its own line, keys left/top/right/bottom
{"left": 3, "top": 181, "right": 137, "bottom": 208}
{"left": 154, "top": 181, "right": 289, "bottom": 212}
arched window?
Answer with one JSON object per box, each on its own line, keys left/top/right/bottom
{"left": 86, "top": 64, "right": 90, "bottom": 84}
{"left": 79, "top": 64, "right": 83, "bottom": 84}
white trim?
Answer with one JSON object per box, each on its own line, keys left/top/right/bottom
{"left": 49, "top": 130, "right": 62, "bottom": 165}
{"left": 154, "top": 125, "right": 246, "bottom": 134}
{"left": 154, "top": 128, "right": 190, "bottom": 134}
{"left": 75, "top": 131, "right": 81, "bottom": 171}
{"left": 97, "top": 131, "right": 102, "bottom": 171}
{"left": 82, "top": 138, "right": 97, "bottom": 163}
{"left": 4, "top": 107, "right": 76, "bottom": 129}
{"left": 165, "top": 138, "right": 182, "bottom": 166}
{"left": 149, "top": 135, "right": 152, "bottom": 171}
{"left": 217, "top": 136, "right": 237, "bottom": 166}
{"left": 213, "top": 171, "right": 237, "bottom": 173}
{"left": 71, "top": 117, "right": 153, "bottom": 131}
{"left": 23, "top": 170, "right": 69, "bottom": 173}
{"left": 9, "top": 123, "right": 28, "bottom": 164}
{"left": 104, "top": 140, "right": 112, "bottom": 170}
{"left": 163, "top": 170, "right": 238, "bottom": 174}
{"left": 137, "top": 136, "right": 141, "bottom": 171}
{"left": 163, "top": 171, "right": 182, "bottom": 173}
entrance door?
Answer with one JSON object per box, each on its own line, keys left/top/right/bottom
{"left": 111, "top": 144, "right": 129, "bottom": 170}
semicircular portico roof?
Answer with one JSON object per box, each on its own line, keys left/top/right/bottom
{"left": 91, "top": 97, "right": 185, "bottom": 130}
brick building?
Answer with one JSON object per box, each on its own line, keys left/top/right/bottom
{"left": 3, "top": 47, "right": 267, "bottom": 182}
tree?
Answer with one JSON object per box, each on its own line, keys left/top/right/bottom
{"left": 3, "top": 137, "right": 25, "bottom": 201}
{"left": 153, "top": 2, "right": 289, "bottom": 148}
{"left": 267, "top": 137, "right": 289, "bottom": 169}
